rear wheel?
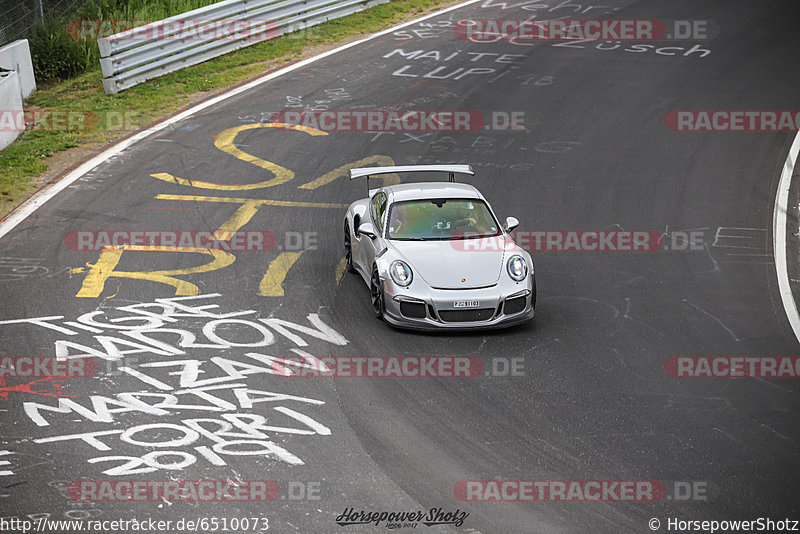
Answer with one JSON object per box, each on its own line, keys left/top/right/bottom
{"left": 370, "top": 266, "right": 384, "bottom": 319}
{"left": 344, "top": 220, "right": 356, "bottom": 273}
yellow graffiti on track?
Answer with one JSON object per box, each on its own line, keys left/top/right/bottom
{"left": 74, "top": 121, "right": 398, "bottom": 298}
{"left": 75, "top": 245, "right": 235, "bottom": 298}
{"left": 258, "top": 252, "right": 303, "bottom": 297}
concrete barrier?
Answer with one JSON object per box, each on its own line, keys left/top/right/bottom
{"left": 0, "top": 39, "right": 36, "bottom": 99}
{"left": 0, "top": 70, "right": 23, "bottom": 151}
{"left": 0, "top": 39, "right": 35, "bottom": 151}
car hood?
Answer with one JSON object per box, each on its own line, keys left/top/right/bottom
{"left": 389, "top": 236, "right": 508, "bottom": 289}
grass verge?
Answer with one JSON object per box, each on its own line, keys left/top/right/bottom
{"left": 0, "top": 0, "right": 464, "bottom": 219}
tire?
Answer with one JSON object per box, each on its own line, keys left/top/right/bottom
{"left": 370, "top": 266, "right": 384, "bottom": 320}
{"left": 344, "top": 220, "right": 356, "bottom": 273}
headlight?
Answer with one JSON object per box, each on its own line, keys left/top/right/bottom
{"left": 507, "top": 255, "right": 527, "bottom": 281}
{"left": 390, "top": 260, "right": 413, "bottom": 286}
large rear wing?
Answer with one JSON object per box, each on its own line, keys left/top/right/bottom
{"left": 348, "top": 164, "right": 474, "bottom": 193}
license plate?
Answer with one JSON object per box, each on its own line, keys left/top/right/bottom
{"left": 453, "top": 300, "right": 480, "bottom": 308}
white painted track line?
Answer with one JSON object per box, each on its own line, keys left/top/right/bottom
{"left": 0, "top": 0, "right": 480, "bottom": 241}
{"left": 773, "top": 131, "right": 800, "bottom": 343}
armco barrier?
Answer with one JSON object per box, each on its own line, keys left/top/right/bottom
{"left": 98, "top": 0, "right": 389, "bottom": 94}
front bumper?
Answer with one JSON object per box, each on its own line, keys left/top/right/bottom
{"left": 380, "top": 275, "right": 536, "bottom": 331}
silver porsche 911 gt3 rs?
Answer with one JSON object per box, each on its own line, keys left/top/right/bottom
{"left": 343, "top": 164, "right": 535, "bottom": 330}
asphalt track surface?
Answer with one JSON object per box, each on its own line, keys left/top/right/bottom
{"left": 1, "top": 0, "right": 800, "bottom": 532}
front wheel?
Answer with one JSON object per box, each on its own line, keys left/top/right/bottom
{"left": 370, "top": 266, "right": 384, "bottom": 319}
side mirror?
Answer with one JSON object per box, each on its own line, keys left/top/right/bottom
{"left": 358, "top": 222, "right": 377, "bottom": 239}
{"left": 504, "top": 216, "right": 520, "bottom": 232}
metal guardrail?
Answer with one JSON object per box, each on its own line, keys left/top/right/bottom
{"left": 98, "top": 0, "right": 388, "bottom": 94}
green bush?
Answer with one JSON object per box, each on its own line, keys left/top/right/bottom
{"left": 81, "top": 0, "right": 221, "bottom": 20}
{"left": 29, "top": 17, "right": 98, "bottom": 83}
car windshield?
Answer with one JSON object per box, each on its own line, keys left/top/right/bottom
{"left": 386, "top": 198, "right": 501, "bottom": 240}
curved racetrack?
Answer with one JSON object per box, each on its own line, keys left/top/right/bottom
{"left": 1, "top": 0, "right": 799, "bottom": 532}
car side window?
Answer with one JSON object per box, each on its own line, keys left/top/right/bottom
{"left": 376, "top": 193, "right": 387, "bottom": 233}
{"left": 370, "top": 194, "right": 380, "bottom": 228}
{"left": 371, "top": 192, "right": 387, "bottom": 233}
